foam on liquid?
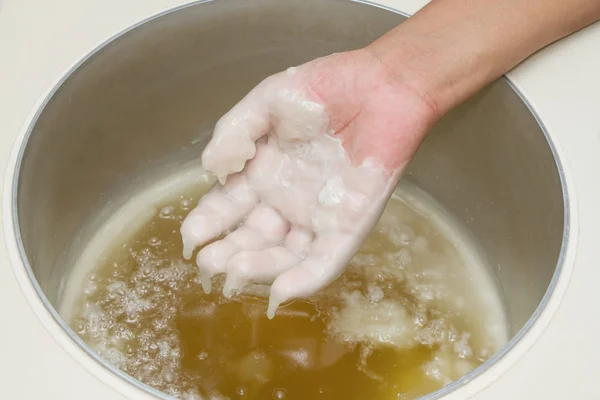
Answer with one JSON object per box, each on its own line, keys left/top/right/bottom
{"left": 60, "top": 168, "right": 507, "bottom": 400}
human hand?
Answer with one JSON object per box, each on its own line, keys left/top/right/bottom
{"left": 180, "top": 48, "right": 437, "bottom": 318}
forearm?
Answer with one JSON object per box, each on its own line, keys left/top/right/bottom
{"left": 368, "top": 0, "right": 600, "bottom": 120}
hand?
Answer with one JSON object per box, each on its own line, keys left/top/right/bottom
{"left": 180, "top": 48, "right": 437, "bottom": 318}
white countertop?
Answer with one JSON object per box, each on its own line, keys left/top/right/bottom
{"left": 1, "top": 0, "right": 599, "bottom": 399}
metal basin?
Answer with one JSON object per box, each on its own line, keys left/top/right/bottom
{"left": 4, "top": 0, "right": 570, "bottom": 398}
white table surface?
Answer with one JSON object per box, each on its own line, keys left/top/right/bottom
{"left": 1, "top": 0, "right": 599, "bottom": 399}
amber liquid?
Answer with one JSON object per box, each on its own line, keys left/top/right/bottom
{"left": 70, "top": 180, "right": 505, "bottom": 400}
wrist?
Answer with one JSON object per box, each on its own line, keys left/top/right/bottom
{"left": 360, "top": 42, "right": 446, "bottom": 136}
{"left": 365, "top": 0, "right": 519, "bottom": 120}
{"left": 365, "top": 37, "right": 445, "bottom": 122}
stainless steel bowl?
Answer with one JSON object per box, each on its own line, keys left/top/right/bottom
{"left": 7, "top": 0, "right": 569, "bottom": 398}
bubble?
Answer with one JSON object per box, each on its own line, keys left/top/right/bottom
{"left": 126, "top": 312, "right": 139, "bottom": 323}
{"left": 273, "top": 389, "right": 287, "bottom": 399}
{"left": 75, "top": 322, "right": 86, "bottom": 334}
{"left": 180, "top": 199, "right": 192, "bottom": 210}
{"left": 478, "top": 348, "right": 491, "bottom": 360}
{"left": 125, "top": 344, "right": 134, "bottom": 355}
{"left": 197, "top": 350, "right": 209, "bottom": 361}
{"left": 388, "top": 224, "right": 415, "bottom": 246}
{"left": 163, "top": 369, "right": 176, "bottom": 383}
{"left": 149, "top": 237, "right": 162, "bottom": 247}
{"left": 236, "top": 386, "right": 246, "bottom": 396}
{"left": 159, "top": 206, "right": 175, "bottom": 219}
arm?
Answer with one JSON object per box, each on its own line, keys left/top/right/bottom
{"left": 368, "top": 0, "right": 600, "bottom": 120}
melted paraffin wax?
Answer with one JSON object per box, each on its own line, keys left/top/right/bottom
{"left": 180, "top": 68, "right": 398, "bottom": 318}
{"left": 66, "top": 173, "right": 507, "bottom": 400}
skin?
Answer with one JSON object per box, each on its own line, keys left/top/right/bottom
{"left": 181, "top": 0, "right": 600, "bottom": 316}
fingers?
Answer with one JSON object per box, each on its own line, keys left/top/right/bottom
{"left": 267, "top": 233, "right": 360, "bottom": 319}
{"left": 201, "top": 76, "right": 279, "bottom": 184}
{"left": 201, "top": 68, "right": 330, "bottom": 185}
{"left": 180, "top": 174, "right": 258, "bottom": 260}
{"left": 221, "top": 226, "right": 313, "bottom": 297}
{"left": 222, "top": 247, "right": 300, "bottom": 298}
{"left": 195, "top": 204, "right": 290, "bottom": 293}
{"left": 283, "top": 227, "right": 314, "bottom": 259}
